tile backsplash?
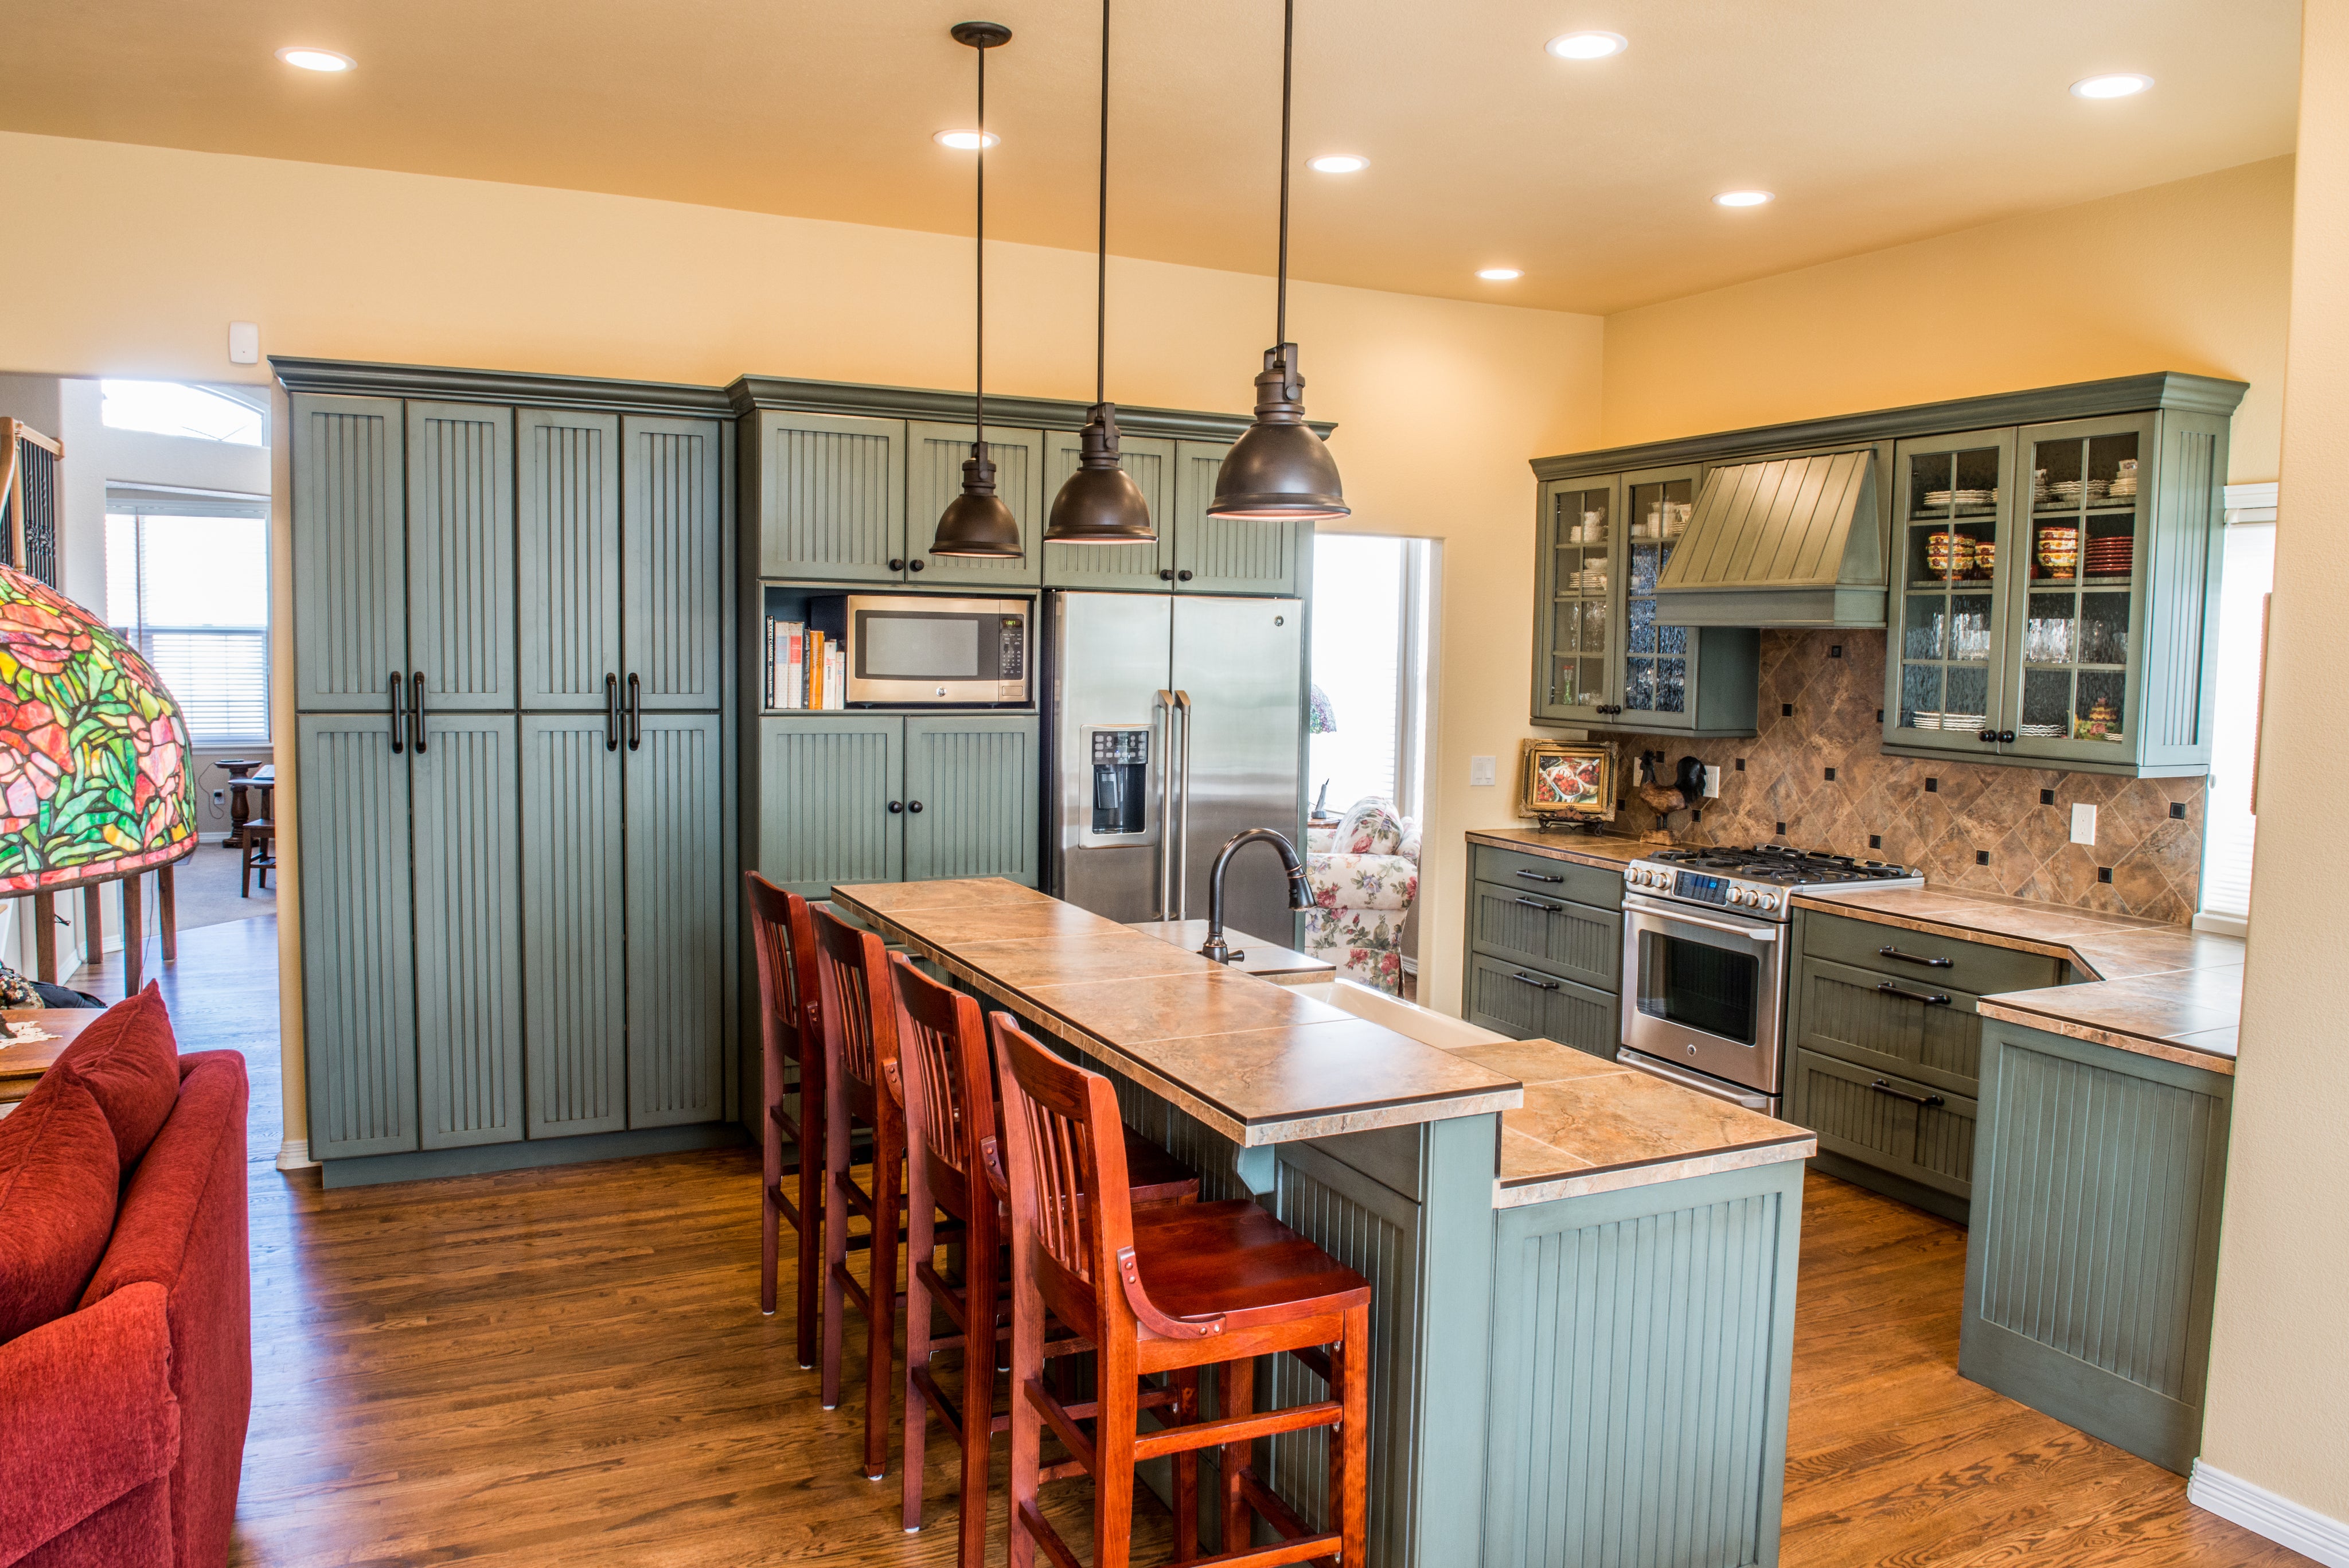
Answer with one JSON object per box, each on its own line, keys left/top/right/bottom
{"left": 1591, "top": 630, "right": 2206, "bottom": 925}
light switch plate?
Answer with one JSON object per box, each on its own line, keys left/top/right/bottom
{"left": 227, "top": 321, "right": 259, "bottom": 364}
{"left": 2071, "top": 802, "right": 2098, "bottom": 845}
{"left": 1702, "top": 765, "right": 1722, "bottom": 798}
{"left": 1469, "top": 755, "right": 1497, "bottom": 787}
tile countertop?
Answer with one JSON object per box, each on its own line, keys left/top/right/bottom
{"left": 1466, "top": 826, "right": 1655, "bottom": 871}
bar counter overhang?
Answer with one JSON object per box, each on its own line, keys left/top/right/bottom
{"left": 830, "top": 877, "right": 1818, "bottom": 1568}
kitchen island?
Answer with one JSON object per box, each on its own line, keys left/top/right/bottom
{"left": 832, "top": 876, "right": 1817, "bottom": 1568}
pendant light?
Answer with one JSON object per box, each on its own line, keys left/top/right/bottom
{"left": 931, "top": 20, "right": 1024, "bottom": 559}
{"left": 1208, "top": 0, "right": 1348, "bottom": 522}
{"left": 1044, "top": 0, "right": 1155, "bottom": 544}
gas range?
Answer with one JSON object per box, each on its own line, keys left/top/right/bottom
{"left": 1621, "top": 844, "right": 1923, "bottom": 923}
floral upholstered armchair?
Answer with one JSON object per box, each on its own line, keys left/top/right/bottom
{"left": 1304, "top": 798, "right": 1421, "bottom": 995}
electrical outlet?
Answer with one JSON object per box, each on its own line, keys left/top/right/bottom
{"left": 211, "top": 789, "right": 225, "bottom": 810}
{"left": 1469, "top": 755, "right": 1497, "bottom": 787}
{"left": 2071, "top": 803, "right": 2098, "bottom": 845}
{"left": 1701, "top": 765, "right": 1722, "bottom": 798}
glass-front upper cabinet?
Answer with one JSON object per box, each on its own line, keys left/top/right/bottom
{"left": 1890, "top": 429, "right": 2016, "bottom": 748}
{"left": 1533, "top": 476, "right": 1620, "bottom": 724}
{"left": 1622, "top": 469, "right": 1695, "bottom": 721}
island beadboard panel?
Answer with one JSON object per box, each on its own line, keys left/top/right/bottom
{"left": 1591, "top": 629, "right": 2205, "bottom": 923}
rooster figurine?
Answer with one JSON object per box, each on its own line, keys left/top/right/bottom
{"left": 1633, "top": 753, "right": 1708, "bottom": 845}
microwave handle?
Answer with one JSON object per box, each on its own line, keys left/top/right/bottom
{"left": 1173, "top": 689, "right": 1193, "bottom": 921}
{"left": 1154, "top": 691, "right": 1179, "bottom": 922}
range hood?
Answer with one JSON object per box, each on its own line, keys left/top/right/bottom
{"left": 1652, "top": 450, "right": 1887, "bottom": 627}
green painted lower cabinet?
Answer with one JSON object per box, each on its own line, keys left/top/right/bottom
{"left": 1467, "top": 955, "right": 1618, "bottom": 1058}
{"left": 1960, "top": 1019, "right": 2232, "bottom": 1475}
{"left": 1464, "top": 849, "right": 1626, "bottom": 1060}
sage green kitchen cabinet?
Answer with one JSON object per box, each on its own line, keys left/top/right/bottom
{"left": 292, "top": 395, "right": 405, "bottom": 713}
{"left": 624, "top": 415, "right": 728, "bottom": 709}
{"left": 405, "top": 401, "right": 518, "bottom": 711}
{"left": 625, "top": 712, "right": 729, "bottom": 1126}
{"left": 1886, "top": 408, "right": 2229, "bottom": 777}
{"left": 1462, "top": 844, "right": 1626, "bottom": 1057}
{"left": 1170, "top": 439, "right": 1304, "bottom": 596}
{"left": 752, "top": 409, "right": 908, "bottom": 584}
{"left": 517, "top": 407, "right": 622, "bottom": 711}
{"left": 903, "top": 715, "right": 1040, "bottom": 886}
{"left": 1040, "top": 430, "right": 1175, "bottom": 589}
{"left": 411, "top": 713, "right": 526, "bottom": 1151}
{"left": 906, "top": 420, "right": 1045, "bottom": 587}
{"left": 1528, "top": 465, "right": 1759, "bottom": 736}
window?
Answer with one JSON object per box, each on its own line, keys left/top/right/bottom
{"left": 2199, "top": 488, "right": 2277, "bottom": 933}
{"left": 105, "top": 512, "right": 271, "bottom": 746}
{"left": 100, "top": 380, "right": 267, "bottom": 446}
{"left": 1308, "top": 534, "right": 1431, "bottom": 821}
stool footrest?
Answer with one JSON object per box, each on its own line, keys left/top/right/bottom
{"left": 1133, "top": 1398, "right": 1340, "bottom": 1461}
{"left": 1177, "top": 1532, "right": 1344, "bottom": 1568}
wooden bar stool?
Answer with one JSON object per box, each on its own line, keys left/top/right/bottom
{"left": 744, "top": 872, "right": 824, "bottom": 1364}
{"left": 993, "top": 1014, "right": 1372, "bottom": 1568}
{"left": 889, "top": 955, "right": 1201, "bottom": 1561}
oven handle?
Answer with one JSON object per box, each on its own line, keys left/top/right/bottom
{"left": 1615, "top": 1048, "right": 1774, "bottom": 1112}
{"left": 1624, "top": 895, "right": 1779, "bottom": 942}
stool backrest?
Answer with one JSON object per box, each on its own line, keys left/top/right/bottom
{"left": 744, "top": 872, "right": 819, "bottom": 1065}
{"left": 992, "top": 1013, "right": 1135, "bottom": 1321}
{"left": 810, "top": 905, "right": 898, "bottom": 1096}
{"left": 888, "top": 953, "right": 993, "bottom": 1216}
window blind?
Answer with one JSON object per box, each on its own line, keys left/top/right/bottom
{"left": 2199, "top": 519, "right": 2274, "bottom": 923}
{"left": 104, "top": 512, "right": 272, "bottom": 747}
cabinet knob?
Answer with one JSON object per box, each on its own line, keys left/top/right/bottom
{"left": 907, "top": 800, "right": 923, "bottom": 814}
{"left": 888, "top": 557, "right": 907, "bottom": 572}
{"left": 1176, "top": 570, "right": 1194, "bottom": 582}
{"left": 1999, "top": 730, "right": 2017, "bottom": 744}
{"left": 909, "top": 559, "right": 927, "bottom": 572}
{"left": 888, "top": 800, "right": 904, "bottom": 814}
{"left": 1159, "top": 569, "right": 1175, "bottom": 582}
{"left": 1977, "top": 729, "right": 1997, "bottom": 743}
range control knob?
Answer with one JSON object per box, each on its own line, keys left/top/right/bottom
{"left": 1757, "top": 892, "right": 1780, "bottom": 912}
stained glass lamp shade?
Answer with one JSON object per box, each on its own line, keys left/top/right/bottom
{"left": 0, "top": 565, "right": 194, "bottom": 892}
{"left": 1308, "top": 684, "right": 1337, "bottom": 735}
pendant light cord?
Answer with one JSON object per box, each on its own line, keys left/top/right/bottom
{"left": 1097, "top": 0, "right": 1111, "bottom": 407}
{"left": 1275, "top": 0, "right": 1293, "bottom": 362}
{"left": 976, "top": 40, "right": 988, "bottom": 455}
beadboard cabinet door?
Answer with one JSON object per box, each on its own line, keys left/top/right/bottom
{"left": 297, "top": 713, "right": 417, "bottom": 1158}
{"left": 625, "top": 415, "right": 727, "bottom": 711}
{"left": 409, "top": 713, "right": 525, "bottom": 1150}
{"left": 906, "top": 421, "right": 1045, "bottom": 587}
{"left": 1170, "top": 438, "right": 1303, "bottom": 596}
{"left": 520, "top": 713, "right": 628, "bottom": 1138}
{"left": 756, "top": 410, "right": 907, "bottom": 583}
{"left": 1040, "top": 431, "right": 1174, "bottom": 589}
{"left": 405, "top": 401, "right": 517, "bottom": 711}
{"left": 903, "top": 715, "right": 1040, "bottom": 886}
{"left": 517, "top": 407, "right": 622, "bottom": 711}
{"left": 292, "top": 394, "right": 407, "bottom": 713}
{"left": 626, "top": 712, "right": 728, "bottom": 1126}
{"left": 756, "top": 716, "right": 906, "bottom": 899}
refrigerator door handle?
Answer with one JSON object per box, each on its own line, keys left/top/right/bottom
{"left": 1173, "top": 689, "right": 1194, "bottom": 920}
{"left": 1154, "top": 689, "right": 1179, "bottom": 922}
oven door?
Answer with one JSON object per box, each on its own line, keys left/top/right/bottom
{"left": 1620, "top": 891, "right": 1789, "bottom": 1096}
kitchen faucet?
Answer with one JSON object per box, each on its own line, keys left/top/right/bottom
{"left": 1198, "top": 828, "right": 1316, "bottom": 964}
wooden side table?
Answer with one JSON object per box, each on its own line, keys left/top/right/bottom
{"left": 0, "top": 1009, "right": 104, "bottom": 1109}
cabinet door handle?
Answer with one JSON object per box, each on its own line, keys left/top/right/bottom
{"left": 1511, "top": 970, "right": 1560, "bottom": 991}
{"left": 1977, "top": 729, "right": 1997, "bottom": 744}
{"left": 1998, "top": 730, "right": 2017, "bottom": 744}
{"left": 1159, "top": 568, "right": 1176, "bottom": 582}
{"left": 1514, "top": 895, "right": 1563, "bottom": 912}
{"left": 1878, "top": 945, "right": 1954, "bottom": 969}
{"left": 907, "top": 800, "right": 923, "bottom": 814}
{"left": 888, "top": 557, "right": 907, "bottom": 572}
{"left": 1876, "top": 981, "right": 1952, "bottom": 1007}
{"left": 1514, "top": 868, "right": 1565, "bottom": 884}
{"left": 626, "top": 673, "right": 643, "bottom": 751}
{"left": 388, "top": 671, "right": 407, "bottom": 755}
{"left": 1176, "top": 569, "right": 1194, "bottom": 582}
{"left": 889, "top": 800, "right": 904, "bottom": 814}
{"left": 604, "top": 673, "right": 621, "bottom": 752}
{"left": 1868, "top": 1078, "right": 1946, "bottom": 1109}
{"left": 908, "top": 559, "right": 926, "bottom": 572}
{"left": 409, "top": 672, "right": 427, "bottom": 754}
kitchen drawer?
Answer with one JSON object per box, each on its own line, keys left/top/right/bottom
{"left": 1789, "top": 1048, "right": 1977, "bottom": 1201}
{"left": 1472, "top": 845, "right": 1623, "bottom": 911}
{"left": 1801, "top": 908, "right": 2062, "bottom": 997}
{"left": 1466, "top": 954, "right": 1619, "bottom": 1059}
{"left": 1469, "top": 879, "right": 1622, "bottom": 992}
{"left": 1793, "top": 955, "right": 1983, "bottom": 1097}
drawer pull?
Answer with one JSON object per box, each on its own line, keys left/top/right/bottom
{"left": 1511, "top": 970, "right": 1561, "bottom": 991}
{"left": 1876, "top": 982, "right": 1951, "bottom": 1007}
{"left": 1513, "top": 895, "right": 1563, "bottom": 912}
{"left": 1878, "top": 945, "right": 1954, "bottom": 969}
{"left": 1514, "top": 868, "right": 1565, "bottom": 884}
{"left": 1868, "top": 1078, "right": 1946, "bottom": 1109}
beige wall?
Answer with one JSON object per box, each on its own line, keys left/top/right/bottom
{"left": 2201, "top": 0, "right": 2349, "bottom": 1528}
{"left": 1602, "top": 157, "right": 2294, "bottom": 484}
{"left": 0, "top": 130, "right": 1602, "bottom": 1144}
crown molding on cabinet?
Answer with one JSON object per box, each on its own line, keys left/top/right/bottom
{"left": 1532, "top": 372, "right": 2250, "bottom": 482}
{"left": 270, "top": 356, "right": 733, "bottom": 415}
{"left": 727, "top": 373, "right": 1333, "bottom": 443}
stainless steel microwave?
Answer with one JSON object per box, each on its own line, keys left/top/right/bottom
{"left": 810, "top": 594, "right": 1031, "bottom": 706}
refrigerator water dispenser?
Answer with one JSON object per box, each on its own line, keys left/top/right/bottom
{"left": 1087, "top": 727, "right": 1150, "bottom": 837}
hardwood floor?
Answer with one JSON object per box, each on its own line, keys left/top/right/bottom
{"left": 116, "top": 922, "right": 2304, "bottom": 1566}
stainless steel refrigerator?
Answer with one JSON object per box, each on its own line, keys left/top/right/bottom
{"left": 1047, "top": 591, "right": 1305, "bottom": 942}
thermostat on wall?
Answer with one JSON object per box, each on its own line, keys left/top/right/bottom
{"left": 228, "top": 322, "right": 260, "bottom": 365}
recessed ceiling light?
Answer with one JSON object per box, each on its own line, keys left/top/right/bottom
{"left": 1477, "top": 268, "right": 1523, "bottom": 282}
{"left": 2071, "top": 72, "right": 2153, "bottom": 100}
{"left": 1714, "top": 189, "right": 1774, "bottom": 208}
{"left": 275, "top": 46, "right": 354, "bottom": 72}
{"left": 1547, "top": 30, "right": 1628, "bottom": 60}
{"left": 933, "top": 129, "right": 1000, "bottom": 150}
{"left": 1308, "top": 154, "right": 1369, "bottom": 174}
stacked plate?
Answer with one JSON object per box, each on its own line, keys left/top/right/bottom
{"left": 2050, "top": 477, "right": 2111, "bottom": 504}
{"left": 1910, "top": 710, "right": 1944, "bottom": 730}
{"left": 1952, "top": 487, "right": 1996, "bottom": 512}
{"left": 2019, "top": 721, "right": 2067, "bottom": 739}
{"left": 2085, "top": 537, "right": 2134, "bottom": 576}
{"left": 1942, "top": 711, "right": 1985, "bottom": 732}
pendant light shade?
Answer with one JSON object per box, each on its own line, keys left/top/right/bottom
{"left": 1208, "top": 0, "right": 1348, "bottom": 522}
{"left": 932, "top": 20, "right": 1027, "bottom": 560}
{"left": 1044, "top": 0, "right": 1157, "bottom": 545}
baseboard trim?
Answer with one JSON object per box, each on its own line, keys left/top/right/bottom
{"left": 2190, "top": 1460, "right": 2349, "bottom": 1567}
{"left": 318, "top": 1123, "right": 747, "bottom": 1189}
{"left": 274, "top": 1138, "right": 318, "bottom": 1171}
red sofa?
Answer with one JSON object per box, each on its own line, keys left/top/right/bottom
{"left": 0, "top": 984, "right": 251, "bottom": 1568}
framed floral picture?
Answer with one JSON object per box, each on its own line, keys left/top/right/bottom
{"left": 1517, "top": 739, "right": 1616, "bottom": 822}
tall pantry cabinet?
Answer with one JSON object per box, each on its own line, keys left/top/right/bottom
{"left": 285, "top": 365, "right": 735, "bottom": 1181}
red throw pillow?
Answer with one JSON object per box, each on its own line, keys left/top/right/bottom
{"left": 48, "top": 982, "right": 181, "bottom": 1169}
{"left": 0, "top": 1070, "right": 122, "bottom": 1343}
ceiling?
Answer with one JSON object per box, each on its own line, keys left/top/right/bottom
{"left": 2, "top": 0, "right": 2302, "bottom": 314}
